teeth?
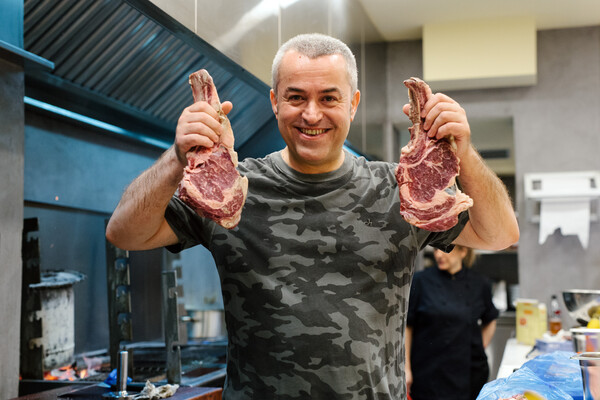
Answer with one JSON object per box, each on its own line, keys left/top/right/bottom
{"left": 302, "top": 128, "right": 326, "bottom": 136}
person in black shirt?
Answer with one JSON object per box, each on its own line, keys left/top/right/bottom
{"left": 405, "top": 245, "right": 498, "bottom": 400}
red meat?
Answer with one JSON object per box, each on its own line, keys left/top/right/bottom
{"left": 395, "top": 77, "right": 473, "bottom": 231}
{"left": 178, "top": 70, "right": 248, "bottom": 229}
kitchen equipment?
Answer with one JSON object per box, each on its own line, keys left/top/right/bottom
{"left": 29, "top": 270, "right": 85, "bottom": 370}
{"left": 572, "top": 328, "right": 600, "bottom": 353}
{"left": 571, "top": 352, "right": 600, "bottom": 400}
{"left": 563, "top": 290, "right": 600, "bottom": 325}
{"left": 184, "top": 310, "right": 226, "bottom": 339}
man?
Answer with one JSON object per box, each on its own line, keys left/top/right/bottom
{"left": 106, "top": 33, "right": 519, "bottom": 399}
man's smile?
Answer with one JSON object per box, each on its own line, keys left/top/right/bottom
{"left": 299, "top": 127, "right": 328, "bottom": 136}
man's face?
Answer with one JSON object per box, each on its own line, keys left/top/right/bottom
{"left": 270, "top": 50, "right": 360, "bottom": 174}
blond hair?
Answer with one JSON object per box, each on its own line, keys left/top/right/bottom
{"left": 455, "top": 245, "right": 477, "bottom": 268}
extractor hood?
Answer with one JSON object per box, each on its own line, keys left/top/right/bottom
{"left": 23, "top": 0, "right": 284, "bottom": 158}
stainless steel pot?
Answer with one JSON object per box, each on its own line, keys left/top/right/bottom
{"left": 572, "top": 328, "right": 600, "bottom": 353}
{"left": 571, "top": 352, "right": 600, "bottom": 400}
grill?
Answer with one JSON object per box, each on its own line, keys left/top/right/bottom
{"left": 19, "top": 218, "right": 227, "bottom": 396}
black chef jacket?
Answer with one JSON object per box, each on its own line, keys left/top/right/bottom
{"left": 407, "top": 266, "right": 499, "bottom": 400}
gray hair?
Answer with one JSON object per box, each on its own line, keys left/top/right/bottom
{"left": 271, "top": 33, "right": 358, "bottom": 95}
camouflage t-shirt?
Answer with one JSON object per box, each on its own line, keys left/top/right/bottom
{"left": 165, "top": 150, "right": 468, "bottom": 400}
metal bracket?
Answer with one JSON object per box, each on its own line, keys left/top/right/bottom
{"left": 105, "top": 233, "right": 133, "bottom": 371}
{"left": 20, "top": 218, "right": 44, "bottom": 379}
{"left": 162, "top": 270, "right": 182, "bottom": 384}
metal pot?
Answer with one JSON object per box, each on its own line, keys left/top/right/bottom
{"left": 572, "top": 328, "right": 600, "bottom": 353}
{"left": 29, "top": 270, "right": 85, "bottom": 370}
{"left": 571, "top": 352, "right": 600, "bottom": 400}
{"left": 183, "top": 310, "right": 226, "bottom": 339}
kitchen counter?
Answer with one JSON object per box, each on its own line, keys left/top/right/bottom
{"left": 496, "top": 338, "right": 533, "bottom": 379}
{"left": 11, "top": 385, "right": 222, "bottom": 400}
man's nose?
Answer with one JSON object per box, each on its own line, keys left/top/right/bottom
{"left": 302, "top": 100, "right": 322, "bottom": 124}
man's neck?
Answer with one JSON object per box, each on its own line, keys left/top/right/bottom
{"left": 281, "top": 148, "right": 345, "bottom": 174}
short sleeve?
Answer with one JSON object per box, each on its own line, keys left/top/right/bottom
{"left": 414, "top": 210, "right": 470, "bottom": 253}
{"left": 164, "top": 196, "right": 213, "bottom": 252}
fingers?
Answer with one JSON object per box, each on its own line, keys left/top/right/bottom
{"left": 175, "top": 101, "right": 224, "bottom": 154}
{"left": 421, "top": 93, "right": 470, "bottom": 141}
{"left": 222, "top": 101, "right": 233, "bottom": 115}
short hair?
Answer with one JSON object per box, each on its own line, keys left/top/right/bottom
{"left": 271, "top": 33, "right": 358, "bottom": 95}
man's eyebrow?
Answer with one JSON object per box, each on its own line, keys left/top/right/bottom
{"left": 284, "top": 87, "right": 342, "bottom": 94}
{"left": 284, "top": 87, "right": 305, "bottom": 94}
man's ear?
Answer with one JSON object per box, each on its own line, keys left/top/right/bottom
{"left": 350, "top": 90, "right": 361, "bottom": 121}
{"left": 270, "top": 89, "right": 278, "bottom": 117}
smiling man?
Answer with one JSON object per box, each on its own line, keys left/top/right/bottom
{"left": 270, "top": 48, "right": 360, "bottom": 173}
{"left": 106, "top": 33, "right": 519, "bottom": 400}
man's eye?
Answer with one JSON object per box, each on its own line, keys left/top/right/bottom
{"left": 288, "top": 95, "right": 303, "bottom": 101}
{"left": 323, "top": 96, "right": 337, "bottom": 102}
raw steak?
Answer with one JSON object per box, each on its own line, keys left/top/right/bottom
{"left": 178, "top": 69, "right": 248, "bottom": 229}
{"left": 395, "top": 77, "right": 473, "bottom": 232}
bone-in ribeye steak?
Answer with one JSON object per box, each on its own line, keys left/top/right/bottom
{"left": 178, "top": 69, "right": 248, "bottom": 229}
{"left": 395, "top": 77, "right": 473, "bottom": 232}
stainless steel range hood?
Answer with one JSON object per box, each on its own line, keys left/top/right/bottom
{"left": 24, "top": 0, "right": 283, "bottom": 158}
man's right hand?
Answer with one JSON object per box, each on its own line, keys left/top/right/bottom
{"left": 174, "top": 100, "right": 233, "bottom": 165}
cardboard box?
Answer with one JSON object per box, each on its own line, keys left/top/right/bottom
{"left": 516, "top": 298, "right": 543, "bottom": 345}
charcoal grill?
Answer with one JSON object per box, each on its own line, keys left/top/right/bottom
{"left": 19, "top": 218, "right": 226, "bottom": 396}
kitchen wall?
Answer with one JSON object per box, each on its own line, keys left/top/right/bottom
{"left": 385, "top": 26, "right": 600, "bottom": 324}
{"left": 23, "top": 110, "right": 167, "bottom": 352}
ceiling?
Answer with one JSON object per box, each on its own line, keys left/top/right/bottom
{"left": 358, "top": 0, "right": 600, "bottom": 41}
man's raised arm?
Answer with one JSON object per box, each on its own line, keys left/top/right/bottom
{"left": 105, "top": 146, "right": 183, "bottom": 250}
{"left": 105, "top": 100, "right": 231, "bottom": 250}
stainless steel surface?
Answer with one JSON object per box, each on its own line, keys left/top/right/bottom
{"left": 572, "top": 328, "right": 600, "bottom": 353}
{"left": 185, "top": 310, "right": 226, "bottom": 339}
{"left": 563, "top": 290, "right": 600, "bottom": 325}
{"left": 103, "top": 350, "right": 135, "bottom": 399}
{"left": 118, "top": 351, "right": 128, "bottom": 392}
{"left": 23, "top": 0, "right": 278, "bottom": 157}
{"left": 571, "top": 352, "right": 600, "bottom": 400}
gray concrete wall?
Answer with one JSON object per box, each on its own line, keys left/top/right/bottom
{"left": 385, "top": 26, "right": 600, "bottom": 323}
{"left": 0, "top": 57, "right": 25, "bottom": 400}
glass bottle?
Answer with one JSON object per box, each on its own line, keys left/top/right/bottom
{"left": 548, "top": 294, "right": 562, "bottom": 335}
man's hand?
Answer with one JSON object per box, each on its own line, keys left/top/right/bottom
{"left": 174, "top": 100, "right": 233, "bottom": 165}
{"left": 403, "top": 93, "right": 471, "bottom": 159}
